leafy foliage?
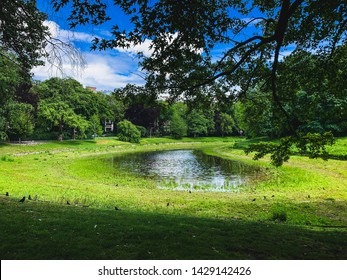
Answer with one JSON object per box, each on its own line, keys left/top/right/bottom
{"left": 0, "top": 0, "right": 48, "bottom": 70}
{"left": 245, "top": 132, "right": 335, "bottom": 166}
{"left": 117, "top": 120, "right": 141, "bottom": 143}
{"left": 0, "top": 51, "right": 35, "bottom": 141}
{"left": 296, "top": 132, "right": 336, "bottom": 160}
{"left": 52, "top": 0, "right": 347, "bottom": 108}
{"left": 113, "top": 85, "right": 161, "bottom": 135}
{"left": 170, "top": 111, "right": 187, "bottom": 139}
{"left": 88, "top": 115, "right": 103, "bottom": 138}
{"left": 6, "top": 101, "right": 34, "bottom": 141}
{"left": 33, "top": 77, "right": 115, "bottom": 140}
{"left": 220, "top": 113, "right": 235, "bottom": 137}
{"left": 186, "top": 110, "right": 210, "bottom": 137}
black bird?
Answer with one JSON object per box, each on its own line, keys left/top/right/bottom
{"left": 19, "top": 196, "right": 25, "bottom": 202}
{"left": 252, "top": 198, "right": 256, "bottom": 202}
{"left": 114, "top": 206, "right": 121, "bottom": 211}
{"left": 308, "top": 195, "right": 311, "bottom": 199}
{"left": 271, "top": 195, "right": 275, "bottom": 197}
{"left": 5, "top": 192, "right": 9, "bottom": 196}
{"left": 66, "top": 200, "right": 70, "bottom": 205}
{"left": 167, "top": 202, "right": 170, "bottom": 206}
{"left": 28, "top": 195, "right": 32, "bottom": 200}
{"left": 189, "top": 190, "right": 192, "bottom": 193}
{"left": 263, "top": 196, "right": 267, "bottom": 200}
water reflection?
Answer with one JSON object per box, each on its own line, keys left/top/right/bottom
{"left": 109, "top": 150, "right": 260, "bottom": 192}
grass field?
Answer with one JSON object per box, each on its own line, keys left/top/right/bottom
{"left": 0, "top": 136, "right": 346, "bottom": 259}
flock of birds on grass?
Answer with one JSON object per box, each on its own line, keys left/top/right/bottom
{"left": 2, "top": 191, "right": 315, "bottom": 212}
{"left": 2, "top": 191, "right": 122, "bottom": 210}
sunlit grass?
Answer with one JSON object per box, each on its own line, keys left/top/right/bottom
{"left": 0, "top": 136, "right": 346, "bottom": 259}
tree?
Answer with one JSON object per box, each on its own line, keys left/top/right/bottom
{"left": 170, "top": 111, "right": 187, "bottom": 139}
{"left": 52, "top": 1, "right": 346, "bottom": 105}
{"left": 38, "top": 100, "right": 86, "bottom": 141}
{"left": 65, "top": 113, "right": 90, "bottom": 140}
{"left": 113, "top": 84, "right": 161, "bottom": 136}
{"left": 0, "top": 0, "right": 48, "bottom": 70}
{"left": 0, "top": 0, "right": 86, "bottom": 79}
{"left": 186, "top": 110, "right": 209, "bottom": 137}
{"left": 0, "top": 51, "right": 23, "bottom": 105}
{"left": 33, "top": 77, "right": 116, "bottom": 140}
{"left": 0, "top": 50, "right": 34, "bottom": 141}
{"left": 16, "top": 0, "right": 347, "bottom": 163}
{"left": 117, "top": 120, "right": 141, "bottom": 143}
{"left": 237, "top": 88, "right": 279, "bottom": 138}
{"left": 220, "top": 113, "right": 235, "bottom": 137}
{"left": 88, "top": 114, "right": 103, "bottom": 138}
{"left": 275, "top": 48, "right": 347, "bottom": 135}
{"left": 5, "top": 101, "right": 34, "bottom": 142}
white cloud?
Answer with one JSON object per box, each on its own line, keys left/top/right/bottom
{"left": 44, "top": 21, "right": 95, "bottom": 43}
{"left": 115, "top": 32, "right": 204, "bottom": 60}
{"left": 32, "top": 52, "right": 146, "bottom": 90}
{"left": 115, "top": 38, "right": 154, "bottom": 57}
{"left": 32, "top": 21, "right": 146, "bottom": 90}
{"left": 80, "top": 53, "right": 146, "bottom": 89}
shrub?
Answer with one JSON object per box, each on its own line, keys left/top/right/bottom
{"left": 117, "top": 120, "right": 141, "bottom": 143}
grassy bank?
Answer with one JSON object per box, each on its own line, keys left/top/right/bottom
{"left": 0, "top": 137, "right": 346, "bottom": 259}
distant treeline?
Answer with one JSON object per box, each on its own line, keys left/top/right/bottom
{"left": 1, "top": 45, "right": 346, "bottom": 141}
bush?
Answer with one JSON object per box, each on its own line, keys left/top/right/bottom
{"left": 117, "top": 120, "right": 141, "bottom": 143}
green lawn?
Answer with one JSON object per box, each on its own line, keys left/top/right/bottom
{"left": 0, "top": 137, "right": 346, "bottom": 259}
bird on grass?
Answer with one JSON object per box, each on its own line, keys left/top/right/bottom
{"left": 28, "top": 195, "right": 32, "bottom": 200}
{"left": 167, "top": 202, "right": 170, "bottom": 206}
{"left": 66, "top": 201, "right": 71, "bottom": 205}
{"left": 272, "top": 195, "right": 275, "bottom": 197}
{"left": 19, "top": 197, "right": 25, "bottom": 203}
{"left": 252, "top": 198, "right": 256, "bottom": 202}
{"left": 114, "top": 206, "right": 121, "bottom": 211}
{"left": 308, "top": 195, "right": 311, "bottom": 199}
{"left": 5, "top": 192, "right": 9, "bottom": 196}
{"left": 189, "top": 190, "right": 192, "bottom": 194}
{"left": 263, "top": 196, "right": 267, "bottom": 200}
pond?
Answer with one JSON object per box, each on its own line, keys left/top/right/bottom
{"left": 109, "top": 150, "right": 261, "bottom": 192}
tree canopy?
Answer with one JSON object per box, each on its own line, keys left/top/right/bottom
{"left": 0, "top": 0, "right": 85, "bottom": 74}
{"left": 0, "top": 0, "right": 48, "bottom": 70}
{"left": 51, "top": 1, "right": 347, "bottom": 106}
{"left": 1, "top": 1, "right": 346, "bottom": 164}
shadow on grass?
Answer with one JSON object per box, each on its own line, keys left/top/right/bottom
{"left": 232, "top": 137, "right": 347, "bottom": 160}
{"left": 0, "top": 197, "right": 346, "bottom": 260}
{"left": 52, "top": 139, "right": 97, "bottom": 146}
{"left": 0, "top": 142, "right": 10, "bottom": 148}
{"left": 232, "top": 137, "right": 275, "bottom": 150}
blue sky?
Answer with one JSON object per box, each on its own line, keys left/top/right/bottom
{"left": 33, "top": 1, "right": 149, "bottom": 91}
{"left": 32, "top": 1, "right": 293, "bottom": 91}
